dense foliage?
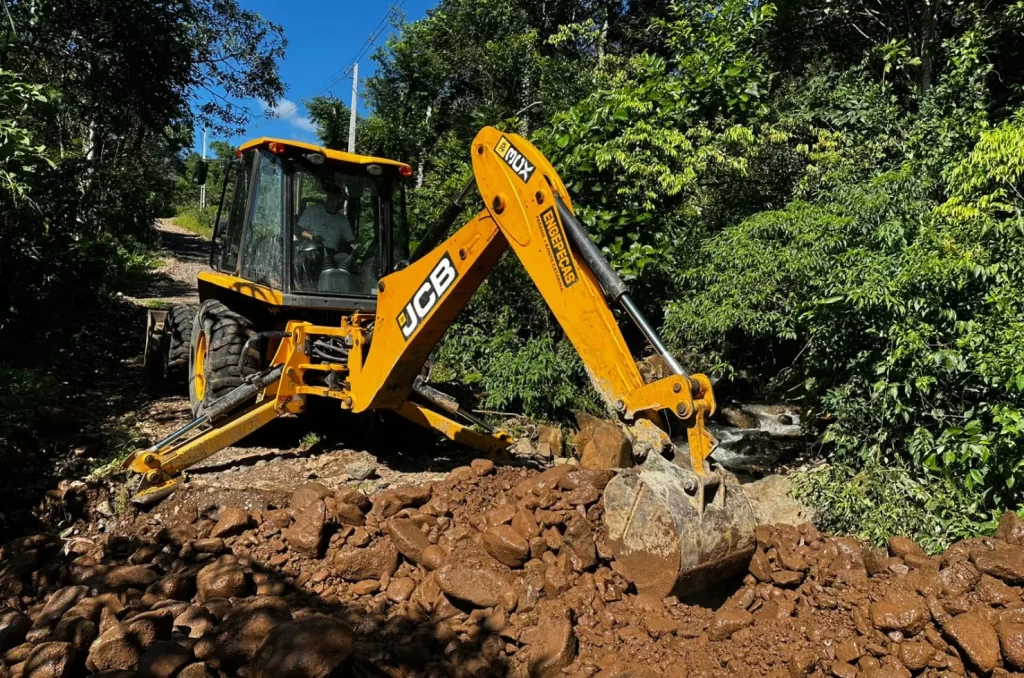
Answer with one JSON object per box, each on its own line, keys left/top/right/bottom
{"left": 352, "top": 0, "right": 1024, "bottom": 545}
{"left": 0, "top": 0, "right": 285, "bottom": 355}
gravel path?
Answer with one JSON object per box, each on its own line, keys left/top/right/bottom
{"left": 127, "top": 219, "right": 210, "bottom": 307}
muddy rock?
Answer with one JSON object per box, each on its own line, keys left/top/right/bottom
{"left": 898, "top": 639, "right": 936, "bottom": 671}
{"left": 289, "top": 481, "right": 333, "bottom": 511}
{"left": 888, "top": 536, "right": 925, "bottom": 559}
{"left": 483, "top": 525, "right": 530, "bottom": 567}
{"left": 283, "top": 499, "right": 327, "bottom": 557}
{"left": 86, "top": 611, "right": 172, "bottom": 672}
{"left": 172, "top": 607, "right": 215, "bottom": 639}
{"left": 30, "top": 586, "right": 89, "bottom": 636}
{"left": 386, "top": 518, "right": 431, "bottom": 564}
{"left": 998, "top": 620, "right": 1024, "bottom": 669}
{"left": 252, "top": 615, "right": 353, "bottom": 678}
{"left": 575, "top": 413, "right": 631, "bottom": 470}
{"left": 103, "top": 566, "right": 159, "bottom": 591}
{"left": 944, "top": 612, "right": 1000, "bottom": 673}
{"left": 939, "top": 559, "right": 981, "bottom": 596}
{"left": 971, "top": 545, "right": 1024, "bottom": 584}
{"left": 137, "top": 641, "right": 194, "bottom": 678}
{"left": 561, "top": 468, "right": 614, "bottom": 506}
{"left": 190, "top": 538, "right": 225, "bottom": 554}
{"left": 471, "top": 458, "right": 495, "bottom": 476}
{"left": 521, "top": 600, "right": 576, "bottom": 678}
{"left": 193, "top": 597, "right": 291, "bottom": 669}
{"left": 23, "top": 641, "right": 75, "bottom": 678}
{"left": 537, "top": 425, "right": 565, "bottom": 458}
{"left": 332, "top": 538, "right": 398, "bottom": 581}
{"left": 975, "top": 573, "right": 1019, "bottom": 606}
{"left": 869, "top": 589, "right": 929, "bottom": 635}
{"left": 177, "top": 663, "right": 211, "bottom": 678}
{"left": 0, "top": 609, "right": 30, "bottom": 652}
{"left": 562, "top": 514, "right": 597, "bottom": 570}
{"left": 436, "top": 561, "right": 511, "bottom": 608}
{"left": 52, "top": 615, "right": 97, "bottom": 652}
{"left": 371, "top": 485, "right": 432, "bottom": 519}
{"left": 151, "top": 573, "right": 195, "bottom": 602}
{"left": 994, "top": 511, "right": 1024, "bottom": 546}
{"left": 210, "top": 506, "right": 249, "bottom": 538}
{"left": 749, "top": 549, "right": 772, "bottom": 582}
{"left": 323, "top": 497, "right": 364, "bottom": 527}
{"left": 195, "top": 558, "right": 248, "bottom": 601}
{"left": 708, "top": 608, "right": 753, "bottom": 641}
{"left": 420, "top": 545, "right": 447, "bottom": 571}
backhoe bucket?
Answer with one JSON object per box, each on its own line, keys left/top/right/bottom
{"left": 603, "top": 452, "right": 756, "bottom": 598}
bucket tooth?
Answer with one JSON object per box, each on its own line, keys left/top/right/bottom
{"left": 602, "top": 452, "right": 756, "bottom": 598}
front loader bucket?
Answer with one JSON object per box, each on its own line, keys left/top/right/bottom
{"left": 603, "top": 453, "right": 756, "bottom": 598}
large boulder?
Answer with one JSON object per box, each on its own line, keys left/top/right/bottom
{"left": 252, "top": 615, "right": 354, "bottom": 678}
{"left": 283, "top": 500, "right": 327, "bottom": 558}
{"left": 574, "top": 413, "right": 631, "bottom": 469}
{"left": 210, "top": 507, "right": 250, "bottom": 539}
{"left": 23, "top": 641, "right": 76, "bottom": 678}
{"left": 332, "top": 539, "right": 398, "bottom": 582}
{"left": 193, "top": 598, "right": 291, "bottom": 670}
{"left": 196, "top": 557, "right": 249, "bottom": 601}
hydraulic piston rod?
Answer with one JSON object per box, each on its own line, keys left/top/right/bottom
{"left": 553, "top": 193, "right": 689, "bottom": 379}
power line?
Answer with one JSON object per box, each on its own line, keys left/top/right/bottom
{"left": 248, "top": 0, "right": 406, "bottom": 132}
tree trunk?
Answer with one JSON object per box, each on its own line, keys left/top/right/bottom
{"left": 920, "top": 0, "right": 937, "bottom": 97}
{"left": 417, "top": 105, "right": 432, "bottom": 189}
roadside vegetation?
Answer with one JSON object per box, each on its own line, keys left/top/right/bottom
{"left": 317, "top": 0, "right": 1024, "bottom": 547}
{"left": 0, "top": 1, "right": 285, "bottom": 472}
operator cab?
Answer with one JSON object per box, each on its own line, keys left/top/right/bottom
{"left": 201, "top": 138, "right": 411, "bottom": 312}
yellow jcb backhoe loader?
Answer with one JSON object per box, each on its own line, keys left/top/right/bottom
{"left": 129, "top": 128, "right": 755, "bottom": 597}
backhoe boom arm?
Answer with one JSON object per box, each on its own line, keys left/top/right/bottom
{"left": 350, "top": 127, "right": 717, "bottom": 470}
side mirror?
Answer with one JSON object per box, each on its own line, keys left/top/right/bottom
{"left": 191, "top": 160, "right": 209, "bottom": 186}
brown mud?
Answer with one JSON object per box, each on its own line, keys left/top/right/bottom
{"left": 3, "top": 460, "right": 1024, "bottom": 677}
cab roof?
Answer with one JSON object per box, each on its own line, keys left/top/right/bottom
{"left": 239, "top": 137, "right": 411, "bottom": 171}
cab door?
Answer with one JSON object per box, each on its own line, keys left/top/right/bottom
{"left": 212, "top": 149, "right": 255, "bottom": 274}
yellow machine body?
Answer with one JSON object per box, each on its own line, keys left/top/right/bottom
{"left": 125, "top": 129, "right": 754, "bottom": 597}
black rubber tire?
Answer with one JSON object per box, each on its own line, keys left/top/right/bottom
{"left": 166, "top": 304, "right": 197, "bottom": 370}
{"left": 188, "top": 300, "right": 260, "bottom": 418}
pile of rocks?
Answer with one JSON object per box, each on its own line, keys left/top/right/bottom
{"left": 0, "top": 456, "right": 1022, "bottom": 677}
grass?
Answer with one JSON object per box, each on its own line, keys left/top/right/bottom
{"left": 172, "top": 212, "right": 213, "bottom": 239}
{"left": 299, "top": 431, "right": 323, "bottom": 451}
{"left": 87, "top": 422, "right": 149, "bottom": 481}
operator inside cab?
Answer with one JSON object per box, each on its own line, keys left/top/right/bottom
{"left": 297, "top": 178, "right": 359, "bottom": 273}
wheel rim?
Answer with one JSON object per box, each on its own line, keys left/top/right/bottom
{"left": 194, "top": 331, "right": 208, "bottom": 401}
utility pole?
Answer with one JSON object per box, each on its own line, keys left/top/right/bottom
{"left": 348, "top": 63, "right": 358, "bottom": 153}
{"left": 199, "top": 127, "right": 208, "bottom": 209}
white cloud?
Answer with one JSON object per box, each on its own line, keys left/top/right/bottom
{"left": 260, "top": 98, "right": 316, "bottom": 135}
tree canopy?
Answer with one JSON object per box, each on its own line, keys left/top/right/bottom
{"left": 349, "top": 0, "right": 1024, "bottom": 547}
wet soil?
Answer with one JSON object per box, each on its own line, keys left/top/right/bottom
{"left": 4, "top": 462, "right": 1024, "bottom": 677}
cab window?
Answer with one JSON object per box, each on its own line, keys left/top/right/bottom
{"left": 289, "top": 160, "right": 391, "bottom": 297}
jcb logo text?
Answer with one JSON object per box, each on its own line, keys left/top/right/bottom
{"left": 397, "top": 253, "right": 459, "bottom": 340}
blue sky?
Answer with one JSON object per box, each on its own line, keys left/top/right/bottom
{"left": 198, "top": 0, "right": 436, "bottom": 155}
